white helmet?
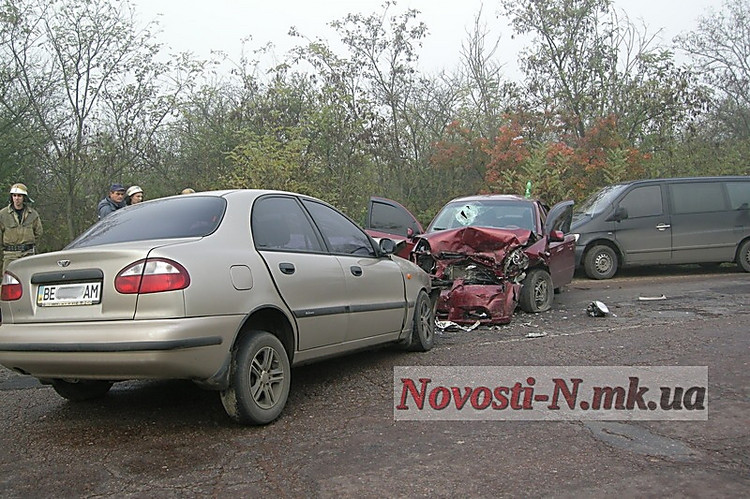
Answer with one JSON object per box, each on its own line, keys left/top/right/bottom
{"left": 9, "top": 183, "right": 28, "bottom": 196}
{"left": 126, "top": 185, "right": 143, "bottom": 197}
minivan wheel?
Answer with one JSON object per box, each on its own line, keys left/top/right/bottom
{"left": 584, "top": 245, "right": 618, "bottom": 279}
{"left": 221, "top": 331, "right": 291, "bottom": 425}
{"left": 738, "top": 239, "right": 750, "bottom": 272}
{"left": 519, "top": 268, "right": 554, "bottom": 313}
{"left": 408, "top": 290, "right": 435, "bottom": 352}
{"left": 51, "top": 379, "right": 113, "bottom": 401}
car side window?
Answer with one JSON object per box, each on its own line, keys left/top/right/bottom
{"left": 252, "top": 196, "right": 324, "bottom": 252}
{"left": 670, "top": 182, "right": 727, "bottom": 214}
{"left": 619, "top": 185, "right": 663, "bottom": 218}
{"left": 726, "top": 182, "right": 750, "bottom": 210}
{"left": 302, "top": 199, "right": 377, "bottom": 257}
{"left": 369, "top": 200, "right": 420, "bottom": 237}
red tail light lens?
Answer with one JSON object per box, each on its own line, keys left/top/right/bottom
{"left": 115, "top": 258, "right": 190, "bottom": 294}
{"left": 1, "top": 272, "right": 22, "bottom": 301}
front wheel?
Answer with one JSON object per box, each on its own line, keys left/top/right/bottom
{"left": 221, "top": 331, "right": 291, "bottom": 425}
{"left": 519, "top": 268, "right": 553, "bottom": 313}
{"left": 51, "top": 379, "right": 113, "bottom": 401}
{"left": 737, "top": 239, "right": 750, "bottom": 272}
{"left": 583, "top": 245, "right": 618, "bottom": 279}
{"left": 408, "top": 290, "right": 435, "bottom": 352}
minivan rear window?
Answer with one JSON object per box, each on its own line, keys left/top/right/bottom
{"left": 670, "top": 182, "right": 727, "bottom": 214}
{"left": 726, "top": 181, "right": 750, "bottom": 210}
{"left": 67, "top": 196, "right": 227, "bottom": 249}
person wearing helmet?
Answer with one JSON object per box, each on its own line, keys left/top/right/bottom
{"left": 125, "top": 185, "right": 144, "bottom": 205}
{"left": 97, "top": 183, "right": 126, "bottom": 219}
{"left": 180, "top": 188, "right": 195, "bottom": 195}
{"left": 0, "top": 183, "right": 43, "bottom": 273}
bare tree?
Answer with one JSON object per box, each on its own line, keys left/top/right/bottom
{"left": 677, "top": 0, "right": 750, "bottom": 138}
{"left": 0, "top": 0, "right": 201, "bottom": 243}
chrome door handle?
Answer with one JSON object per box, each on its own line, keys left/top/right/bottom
{"left": 656, "top": 223, "right": 671, "bottom": 231}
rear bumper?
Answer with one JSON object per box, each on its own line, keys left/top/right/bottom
{"left": 0, "top": 315, "right": 244, "bottom": 382}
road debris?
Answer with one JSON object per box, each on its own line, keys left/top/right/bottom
{"left": 638, "top": 294, "right": 667, "bottom": 301}
{"left": 435, "top": 320, "right": 481, "bottom": 332}
{"left": 586, "top": 300, "right": 610, "bottom": 317}
{"left": 525, "top": 331, "right": 548, "bottom": 338}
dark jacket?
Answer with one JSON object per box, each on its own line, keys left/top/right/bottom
{"left": 97, "top": 196, "right": 125, "bottom": 219}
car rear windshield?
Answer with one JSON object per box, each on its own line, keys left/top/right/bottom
{"left": 67, "top": 196, "right": 227, "bottom": 249}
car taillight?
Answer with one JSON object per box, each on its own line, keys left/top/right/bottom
{"left": 1, "top": 272, "right": 22, "bottom": 301}
{"left": 115, "top": 258, "right": 190, "bottom": 294}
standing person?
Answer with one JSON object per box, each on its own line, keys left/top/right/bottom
{"left": 180, "top": 188, "right": 195, "bottom": 195}
{"left": 97, "top": 183, "right": 126, "bottom": 219}
{"left": 0, "top": 183, "right": 43, "bottom": 274}
{"left": 125, "top": 185, "right": 144, "bottom": 205}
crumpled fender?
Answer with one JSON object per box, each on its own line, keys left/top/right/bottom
{"left": 437, "top": 279, "right": 521, "bottom": 325}
{"left": 413, "top": 226, "right": 532, "bottom": 279}
{"left": 413, "top": 227, "right": 535, "bottom": 324}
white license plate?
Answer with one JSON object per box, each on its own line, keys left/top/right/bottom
{"left": 37, "top": 282, "right": 102, "bottom": 307}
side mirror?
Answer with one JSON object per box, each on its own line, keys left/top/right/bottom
{"left": 379, "top": 238, "right": 397, "bottom": 255}
{"left": 549, "top": 230, "right": 565, "bottom": 242}
{"left": 606, "top": 206, "right": 628, "bottom": 222}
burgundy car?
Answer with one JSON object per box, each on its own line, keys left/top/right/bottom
{"left": 366, "top": 195, "right": 575, "bottom": 325}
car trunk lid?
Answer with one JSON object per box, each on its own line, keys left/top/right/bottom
{"left": 1, "top": 242, "right": 178, "bottom": 324}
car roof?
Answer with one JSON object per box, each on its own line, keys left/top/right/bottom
{"left": 618, "top": 176, "right": 749, "bottom": 187}
{"left": 188, "top": 189, "right": 322, "bottom": 203}
{"left": 447, "top": 194, "right": 534, "bottom": 203}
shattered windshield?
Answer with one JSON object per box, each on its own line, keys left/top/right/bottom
{"left": 575, "top": 184, "right": 628, "bottom": 218}
{"left": 428, "top": 200, "right": 536, "bottom": 232}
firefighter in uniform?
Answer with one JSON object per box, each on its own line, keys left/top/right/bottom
{"left": 0, "top": 183, "right": 43, "bottom": 274}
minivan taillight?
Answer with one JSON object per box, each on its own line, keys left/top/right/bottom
{"left": 1, "top": 272, "right": 22, "bottom": 301}
{"left": 115, "top": 258, "right": 190, "bottom": 294}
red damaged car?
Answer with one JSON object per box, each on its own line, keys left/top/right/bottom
{"left": 365, "top": 195, "right": 575, "bottom": 325}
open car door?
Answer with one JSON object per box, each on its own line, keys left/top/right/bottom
{"left": 543, "top": 199, "right": 575, "bottom": 288}
{"left": 365, "top": 196, "right": 424, "bottom": 258}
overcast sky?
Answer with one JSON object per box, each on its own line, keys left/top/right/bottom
{"left": 134, "top": 0, "right": 720, "bottom": 76}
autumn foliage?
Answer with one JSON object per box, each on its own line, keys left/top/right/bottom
{"left": 432, "top": 114, "right": 651, "bottom": 204}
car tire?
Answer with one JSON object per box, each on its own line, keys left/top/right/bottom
{"left": 519, "top": 268, "right": 553, "bottom": 313}
{"left": 409, "top": 290, "right": 435, "bottom": 352}
{"left": 51, "top": 379, "right": 113, "bottom": 401}
{"left": 221, "top": 331, "right": 291, "bottom": 425}
{"left": 737, "top": 239, "right": 750, "bottom": 272}
{"left": 584, "top": 245, "right": 618, "bottom": 279}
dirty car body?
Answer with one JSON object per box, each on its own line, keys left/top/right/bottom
{"left": 366, "top": 195, "right": 575, "bottom": 325}
{"left": 0, "top": 190, "right": 434, "bottom": 425}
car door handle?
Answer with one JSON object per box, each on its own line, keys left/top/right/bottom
{"left": 350, "top": 265, "right": 362, "bottom": 277}
{"left": 656, "top": 223, "right": 671, "bottom": 231}
{"left": 279, "top": 262, "right": 295, "bottom": 275}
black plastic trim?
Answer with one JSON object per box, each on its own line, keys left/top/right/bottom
{"left": 0, "top": 336, "right": 222, "bottom": 352}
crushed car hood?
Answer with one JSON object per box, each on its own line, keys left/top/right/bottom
{"left": 411, "top": 226, "right": 532, "bottom": 325}
{"left": 413, "top": 226, "right": 532, "bottom": 279}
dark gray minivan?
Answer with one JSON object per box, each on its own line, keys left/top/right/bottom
{"left": 571, "top": 176, "right": 750, "bottom": 279}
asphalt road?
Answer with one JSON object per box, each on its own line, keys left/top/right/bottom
{"left": 1, "top": 265, "right": 748, "bottom": 497}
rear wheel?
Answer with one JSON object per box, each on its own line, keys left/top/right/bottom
{"left": 584, "top": 245, "right": 618, "bottom": 279}
{"left": 519, "top": 268, "right": 553, "bottom": 313}
{"left": 408, "top": 290, "right": 435, "bottom": 352}
{"left": 221, "top": 331, "right": 291, "bottom": 425}
{"left": 51, "top": 379, "right": 113, "bottom": 401}
{"left": 737, "top": 239, "right": 750, "bottom": 272}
